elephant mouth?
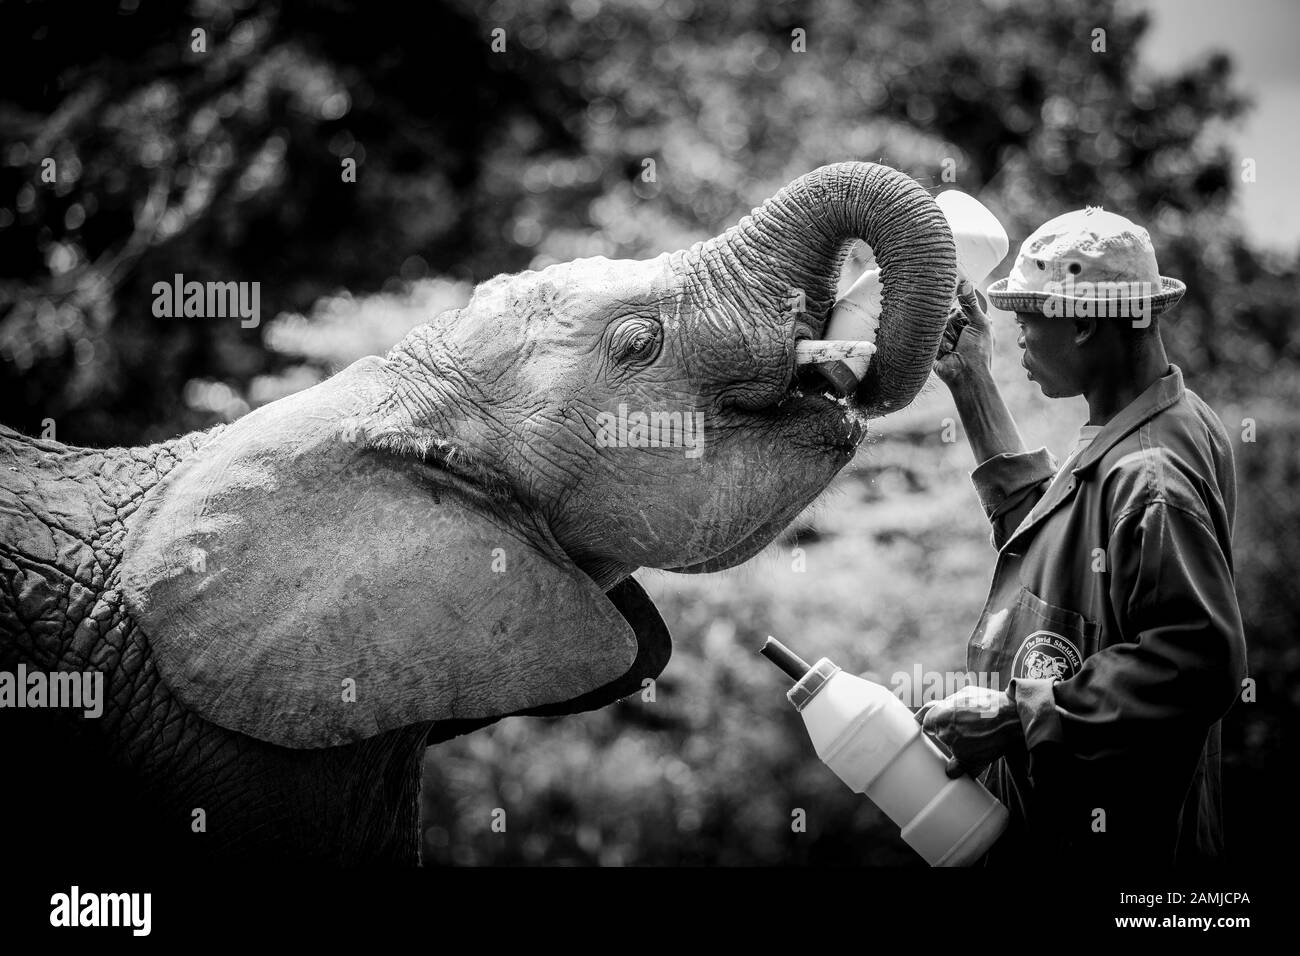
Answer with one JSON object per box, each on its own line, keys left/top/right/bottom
{"left": 769, "top": 325, "right": 873, "bottom": 450}
{"left": 780, "top": 369, "right": 869, "bottom": 448}
{"left": 666, "top": 332, "right": 870, "bottom": 576}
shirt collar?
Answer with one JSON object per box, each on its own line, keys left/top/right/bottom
{"left": 1071, "top": 364, "right": 1185, "bottom": 476}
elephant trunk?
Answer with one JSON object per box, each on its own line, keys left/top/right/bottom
{"left": 691, "top": 162, "right": 957, "bottom": 415}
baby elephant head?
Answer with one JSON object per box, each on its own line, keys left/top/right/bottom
{"left": 389, "top": 161, "right": 957, "bottom": 574}
{"left": 120, "top": 162, "right": 956, "bottom": 750}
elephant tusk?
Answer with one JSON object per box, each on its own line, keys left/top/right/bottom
{"left": 794, "top": 340, "right": 878, "bottom": 366}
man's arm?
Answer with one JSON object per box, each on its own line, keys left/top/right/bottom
{"left": 936, "top": 282, "right": 1055, "bottom": 549}
{"left": 935, "top": 281, "right": 1029, "bottom": 462}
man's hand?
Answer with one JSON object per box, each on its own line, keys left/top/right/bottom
{"left": 933, "top": 279, "right": 995, "bottom": 388}
{"left": 916, "top": 686, "right": 1024, "bottom": 779}
{"left": 931, "top": 279, "right": 1029, "bottom": 466}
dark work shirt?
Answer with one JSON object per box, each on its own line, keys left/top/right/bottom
{"left": 964, "top": 365, "right": 1247, "bottom": 865}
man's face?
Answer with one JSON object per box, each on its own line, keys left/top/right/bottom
{"left": 1012, "top": 310, "right": 1085, "bottom": 398}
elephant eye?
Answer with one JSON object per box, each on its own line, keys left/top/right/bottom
{"left": 611, "top": 318, "right": 662, "bottom": 365}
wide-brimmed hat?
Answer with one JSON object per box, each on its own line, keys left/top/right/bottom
{"left": 987, "top": 207, "right": 1185, "bottom": 318}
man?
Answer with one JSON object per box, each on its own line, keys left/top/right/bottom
{"left": 918, "top": 207, "right": 1247, "bottom": 865}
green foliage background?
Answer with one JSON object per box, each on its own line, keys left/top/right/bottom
{"left": 2, "top": 0, "right": 1294, "bottom": 864}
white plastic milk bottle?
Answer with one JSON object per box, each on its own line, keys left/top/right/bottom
{"left": 762, "top": 637, "right": 1009, "bottom": 866}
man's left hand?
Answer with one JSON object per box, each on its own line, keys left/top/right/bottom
{"left": 916, "top": 686, "right": 1024, "bottom": 779}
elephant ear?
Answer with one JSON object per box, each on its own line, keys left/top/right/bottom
{"left": 120, "top": 357, "right": 658, "bottom": 749}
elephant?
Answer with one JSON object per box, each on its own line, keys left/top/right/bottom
{"left": 0, "top": 161, "right": 956, "bottom": 865}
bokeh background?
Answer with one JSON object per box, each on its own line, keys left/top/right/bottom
{"left": 2, "top": 0, "right": 1295, "bottom": 865}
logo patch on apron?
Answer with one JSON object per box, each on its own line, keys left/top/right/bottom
{"left": 1011, "top": 629, "right": 1083, "bottom": 681}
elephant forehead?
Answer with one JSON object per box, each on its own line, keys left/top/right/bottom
{"left": 457, "top": 256, "right": 677, "bottom": 373}
{"left": 561, "top": 254, "right": 667, "bottom": 290}
{"left": 529, "top": 254, "right": 672, "bottom": 320}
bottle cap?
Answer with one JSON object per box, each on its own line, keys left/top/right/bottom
{"left": 787, "top": 657, "right": 841, "bottom": 711}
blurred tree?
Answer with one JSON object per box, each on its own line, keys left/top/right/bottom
{"left": 5, "top": 0, "right": 1294, "bottom": 442}
{"left": 0, "top": 0, "right": 584, "bottom": 443}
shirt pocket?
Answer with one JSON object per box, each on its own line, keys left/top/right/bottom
{"left": 975, "top": 586, "right": 1100, "bottom": 683}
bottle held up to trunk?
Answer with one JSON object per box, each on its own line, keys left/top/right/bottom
{"left": 801, "top": 189, "right": 1009, "bottom": 395}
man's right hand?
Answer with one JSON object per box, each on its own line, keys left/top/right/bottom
{"left": 931, "top": 278, "right": 1029, "bottom": 466}
{"left": 933, "top": 279, "right": 995, "bottom": 388}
